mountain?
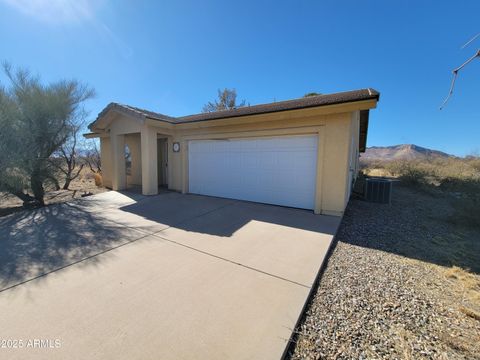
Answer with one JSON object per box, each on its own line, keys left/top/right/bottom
{"left": 361, "top": 144, "right": 452, "bottom": 162}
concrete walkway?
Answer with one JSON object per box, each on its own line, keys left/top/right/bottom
{"left": 0, "top": 191, "right": 340, "bottom": 360}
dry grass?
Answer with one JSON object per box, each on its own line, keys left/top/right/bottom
{"left": 444, "top": 266, "right": 480, "bottom": 293}
{"left": 393, "top": 326, "right": 415, "bottom": 360}
{"left": 444, "top": 266, "right": 480, "bottom": 319}
{"left": 364, "top": 157, "right": 480, "bottom": 185}
{"left": 439, "top": 333, "right": 472, "bottom": 355}
{"left": 460, "top": 306, "right": 480, "bottom": 321}
{"left": 94, "top": 172, "right": 103, "bottom": 187}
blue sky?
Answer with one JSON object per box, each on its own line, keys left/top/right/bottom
{"left": 0, "top": 1, "right": 479, "bottom": 156}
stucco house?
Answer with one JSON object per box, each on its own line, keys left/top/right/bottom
{"left": 85, "top": 89, "right": 379, "bottom": 216}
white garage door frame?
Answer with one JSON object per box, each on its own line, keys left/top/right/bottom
{"left": 185, "top": 133, "right": 324, "bottom": 212}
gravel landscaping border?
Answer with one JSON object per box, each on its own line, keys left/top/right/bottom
{"left": 287, "top": 184, "right": 480, "bottom": 360}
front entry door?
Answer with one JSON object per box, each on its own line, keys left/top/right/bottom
{"left": 157, "top": 138, "right": 168, "bottom": 187}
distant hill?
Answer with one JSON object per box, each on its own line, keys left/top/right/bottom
{"left": 361, "top": 144, "right": 452, "bottom": 162}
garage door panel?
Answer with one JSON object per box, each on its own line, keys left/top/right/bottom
{"left": 188, "top": 136, "right": 318, "bottom": 210}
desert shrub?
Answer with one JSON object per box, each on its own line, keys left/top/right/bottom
{"left": 433, "top": 158, "right": 477, "bottom": 181}
{"left": 468, "top": 158, "right": 480, "bottom": 173}
{"left": 359, "top": 159, "right": 385, "bottom": 170}
{"left": 378, "top": 158, "right": 479, "bottom": 187}
{"left": 384, "top": 160, "right": 435, "bottom": 186}
{"left": 94, "top": 173, "right": 102, "bottom": 187}
{"left": 439, "top": 177, "right": 480, "bottom": 194}
{"left": 399, "top": 167, "right": 430, "bottom": 185}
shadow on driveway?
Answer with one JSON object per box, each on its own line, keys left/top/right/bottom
{"left": 0, "top": 198, "right": 146, "bottom": 291}
{"left": 0, "top": 191, "right": 340, "bottom": 291}
{"left": 120, "top": 192, "right": 339, "bottom": 238}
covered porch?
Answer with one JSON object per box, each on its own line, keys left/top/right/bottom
{"left": 101, "top": 132, "right": 169, "bottom": 195}
{"left": 85, "top": 106, "right": 171, "bottom": 196}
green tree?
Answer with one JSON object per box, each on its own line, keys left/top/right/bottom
{"left": 303, "top": 92, "right": 322, "bottom": 97}
{"left": 0, "top": 63, "right": 94, "bottom": 205}
{"left": 202, "top": 88, "right": 246, "bottom": 113}
{"left": 0, "top": 82, "right": 28, "bottom": 202}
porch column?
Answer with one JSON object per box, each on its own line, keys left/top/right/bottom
{"left": 111, "top": 134, "right": 126, "bottom": 191}
{"left": 100, "top": 137, "right": 112, "bottom": 188}
{"left": 141, "top": 126, "right": 158, "bottom": 195}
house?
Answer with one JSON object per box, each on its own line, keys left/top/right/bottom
{"left": 85, "top": 89, "right": 379, "bottom": 216}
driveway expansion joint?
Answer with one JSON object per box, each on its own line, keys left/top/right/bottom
{"left": 151, "top": 232, "right": 312, "bottom": 289}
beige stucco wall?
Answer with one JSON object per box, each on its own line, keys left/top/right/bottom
{"left": 95, "top": 101, "right": 376, "bottom": 216}
{"left": 100, "top": 137, "right": 112, "bottom": 188}
{"left": 125, "top": 133, "right": 142, "bottom": 186}
{"left": 164, "top": 111, "right": 357, "bottom": 216}
{"left": 319, "top": 113, "right": 353, "bottom": 215}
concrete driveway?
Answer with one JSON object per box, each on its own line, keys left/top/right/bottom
{"left": 0, "top": 191, "right": 340, "bottom": 360}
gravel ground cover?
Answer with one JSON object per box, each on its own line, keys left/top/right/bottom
{"left": 288, "top": 183, "right": 480, "bottom": 360}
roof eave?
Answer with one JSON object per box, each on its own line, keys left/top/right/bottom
{"left": 359, "top": 110, "right": 370, "bottom": 153}
{"left": 176, "top": 89, "right": 380, "bottom": 124}
{"left": 87, "top": 88, "right": 380, "bottom": 134}
{"left": 174, "top": 98, "right": 378, "bottom": 130}
{"left": 88, "top": 103, "right": 176, "bottom": 132}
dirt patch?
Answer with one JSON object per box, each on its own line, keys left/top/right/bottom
{"left": 288, "top": 184, "right": 480, "bottom": 359}
{"left": 0, "top": 170, "right": 108, "bottom": 217}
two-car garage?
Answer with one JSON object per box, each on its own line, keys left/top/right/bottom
{"left": 188, "top": 135, "right": 319, "bottom": 210}
{"left": 89, "top": 88, "right": 379, "bottom": 216}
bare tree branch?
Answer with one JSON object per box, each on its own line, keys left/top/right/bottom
{"left": 440, "top": 49, "right": 480, "bottom": 110}
{"left": 85, "top": 140, "right": 101, "bottom": 173}
{"left": 70, "top": 163, "right": 84, "bottom": 182}
{"left": 202, "top": 88, "right": 246, "bottom": 113}
{"left": 461, "top": 33, "right": 480, "bottom": 49}
{"left": 55, "top": 123, "right": 86, "bottom": 189}
{"left": 49, "top": 158, "right": 68, "bottom": 175}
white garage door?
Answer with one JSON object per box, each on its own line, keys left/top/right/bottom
{"left": 188, "top": 135, "right": 318, "bottom": 209}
